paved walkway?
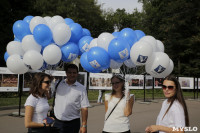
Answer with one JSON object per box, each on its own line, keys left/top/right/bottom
{"left": 0, "top": 99, "right": 199, "bottom": 133}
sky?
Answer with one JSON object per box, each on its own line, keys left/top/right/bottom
{"left": 97, "top": 0, "right": 143, "bottom": 13}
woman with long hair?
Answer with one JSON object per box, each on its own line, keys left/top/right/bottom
{"left": 24, "top": 72, "right": 54, "bottom": 133}
{"left": 102, "top": 74, "right": 134, "bottom": 133}
{"left": 145, "top": 75, "right": 189, "bottom": 133}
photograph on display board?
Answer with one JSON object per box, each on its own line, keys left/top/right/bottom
{"left": 178, "top": 77, "right": 193, "bottom": 89}
{"left": 0, "top": 74, "right": 2, "bottom": 87}
{"left": 77, "top": 73, "right": 85, "bottom": 86}
{"left": 89, "top": 73, "right": 112, "bottom": 89}
{"left": 126, "top": 75, "right": 144, "bottom": 89}
{"left": 1, "top": 74, "right": 18, "bottom": 87}
{"left": 146, "top": 78, "right": 153, "bottom": 87}
{"left": 24, "top": 73, "right": 35, "bottom": 88}
{"left": 154, "top": 78, "right": 164, "bottom": 87}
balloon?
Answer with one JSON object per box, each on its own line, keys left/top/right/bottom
{"left": 69, "top": 23, "right": 83, "bottom": 43}
{"left": 140, "top": 35, "right": 157, "bottom": 52}
{"left": 49, "top": 15, "right": 65, "bottom": 31}
{"left": 42, "top": 44, "right": 62, "bottom": 65}
{"left": 156, "top": 40, "right": 164, "bottom": 52}
{"left": 29, "top": 16, "right": 47, "bottom": 33}
{"left": 52, "top": 23, "right": 71, "bottom": 46}
{"left": 33, "top": 24, "right": 52, "bottom": 47}
{"left": 89, "top": 38, "right": 98, "bottom": 49}
{"left": 135, "top": 30, "right": 145, "bottom": 40}
{"left": 80, "top": 52, "right": 101, "bottom": 73}
{"left": 108, "top": 38, "right": 130, "bottom": 63}
{"left": 4, "top": 52, "right": 9, "bottom": 62}
{"left": 145, "top": 52, "right": 170, "bottom": 78}
{"left": 112, "top": 32, "right": 120, "bottom": 38}
{"left": 23, "top": 50, "right": 44, "bottom": 70}
{"left": 82, "top": 28, "right": 91, "bottom": 36}
{"left": 130, "top": 41, "right": 153, "bottom": 66}
{"left": 160, "top": 59, "right": 174, "bottom": 77}
{"left": 61, "top": 42, "right": 79, "bottom": 62}
{"left": 97, "top": 32, "right": 114, "bottom": 51}
{"left": 12, "top": 20, "right": 31, "bottom": 41}
{"left": 118, "top": 28, "right": 137, "bottom": 47}
{"left": 22, "top": 35, "right": 42, "bottom": 52}
{"left": 6, "top": 41, "right": 24, "bottom": 56}
{"left": 124, "top": 59, "right": 136, "bottom": 68}
{"left": 64, "top": 18, "right": 74, "bottom": 25}
{"left": 87, "top": 47, "right": 110, "bottom": 70}
{"left": 23, "top": 15, "right": 34, "bottom": 24}
{"left": 110, "top": 59, "right": 123, "bottom": 69}
{"left": 6, "top": 54, "right": 28, "bottom": 74}
{"left": 14, "top": 37, "right": 21, "bottom": 42}
{"left": 78, "top": 36, "right": 93, "bottom": 53}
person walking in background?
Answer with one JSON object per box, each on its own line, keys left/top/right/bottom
{"left": 102, "top": 74, "right": 134, "bottom": 133}
{"left": 145, "top": 75, "right": 189, "bottom": 133}
{"left": 52, "top": 64, "right": 90, "bottom": 133}
{"left": 97, "top": 90, "right": 105, "bottom": 104}
{"left": 24, "top": 72, "right": 54, "bottom": 132}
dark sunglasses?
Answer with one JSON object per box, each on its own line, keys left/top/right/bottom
{"left": 162, "top": 85, "right": 174, "bottom": 90}
{"left": 42, "top": 80, "right": 51, "bottom": 85}
{"left": 111, "top": 81, "right": 121, "bottom": 86}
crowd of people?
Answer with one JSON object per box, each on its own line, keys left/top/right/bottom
{"left": 24, "top": 63, "right": 189, "bottom": 133}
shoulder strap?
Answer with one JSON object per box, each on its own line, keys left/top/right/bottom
{"left": 52, "top": 79, "right": 62, "bottom": 108}
{"left": 105, "top": 95, "right": 124, "bottom": 121}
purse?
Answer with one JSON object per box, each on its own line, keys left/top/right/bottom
{"left": 49, "top": 79, "right": 62, "bottom": 118}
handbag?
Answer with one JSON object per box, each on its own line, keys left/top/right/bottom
{"left": 49, "top": 79, "right": 62, "bottom": 118}
{"left": 105, "top": 95, "right": 124, "bottom": 121}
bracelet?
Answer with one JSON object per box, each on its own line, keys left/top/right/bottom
{"left": 82, "top": 125, "right": 87, "bottom": 128}
{"left": 43, "top": 123, "right": 46, "bottom": 127}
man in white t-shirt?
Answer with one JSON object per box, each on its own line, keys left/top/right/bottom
{"left": 52, "top": 64, "right": 90, "bottom": 133}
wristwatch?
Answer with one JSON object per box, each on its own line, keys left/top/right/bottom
{"left": 82, "top": 125, "right": 87, "bottom": 128}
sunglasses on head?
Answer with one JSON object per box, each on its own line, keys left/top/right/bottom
{"left": 162, "top": 85, "right": 174, "bottom": 90}
{"left": 111, "top": 81, "right": 121, "bottom": 86}
{"left": 42, "top": 80, "right": 51, "bottom": 85}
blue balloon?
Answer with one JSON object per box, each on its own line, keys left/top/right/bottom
{"left": 14, "top": 37, "right": 21, "bottom": 42}
{"left": 80, "top": 52, "right": 101, "bottom": 73}
{"left": 4, "top": 52, "right": 9, "bottom": 62}
{"left": 78, "top": 36, "right": 93, "bottom": 53}
{"left": 23, "top": 15, "right": 34, "bottom": 24}
{"left": 82, "top": 28, "right": 91, "bottom": 36}
{"left": 135, "top": 30, "right": 145, "bottom": 40}
{"left": 61, "top": 42, "right": 79, "bottom": 62}
{"left": 64, "top": 18, "right": 74, "bottom": 25}
{"left": 119, "top": 28, "right": 138, "bottom": 48}
{"left": 69, "top": 23, "right": 83, "bottom": 43}
{"left": 112, "top": 32, "right": 120, "bottom": 38}
{"left": 87, "top": 47, "right": 110, "bottom": 70}
{"left": 13, "top": 20, "right": 31, "bottom": 41}
{"left": 108, "top": 38, "right": 130, "bottom": 63}
{"left": 33, "top": 24, "right": 52, "bottom": 47}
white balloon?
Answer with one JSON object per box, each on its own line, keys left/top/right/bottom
{"left": 156, "top": 40, "right": 165, "bottom": 52}
{"left": 124, "top": 59, "right": 136, "bottom": 68}
{"left": 89, "top": 38, "right": 98, "bottom": 49}
{"left": 21, "top": 35, "right": 42, "bottom": 52}
{"left": 130, "top": 41, "right": 153, "bottom": 66}
{"left": 7, "top": 41, "right": 24, "bottom": 56}
{"left": 49, "top": 15, "right": 65, "bottom": 31}
{"left": 6, "top": 54, "right": 28, "bottom": 74}
{"left": 43, "top": 44, "right": 62, "bottom": 65}
{"left": 53, "top": 23, "right": 71, "bottom": 46}
{"left": 97, "top": 32, "right": 114, "bottom": 51}
{"left": 110, "top": 59, "right": 123, "bottom": 69}
{"left": 23, "top": 50, "right": 44, "bottom": 70}
{"left": 29, "top": 16, "right": 47, "bottom": 33}
{"left": 140, "top": 35, "right": 157, "bottom": 52}
{"left": 145, "top": 52, "right": 170, "bottom": 78}
{"left": 158, "top": 59, "right": 174, "bottom": 78}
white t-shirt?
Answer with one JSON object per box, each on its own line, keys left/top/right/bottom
{"left": 103, "top": 93, "right": 133, "bottom": 132}
{"left": 156, "top": 99, "right": 185, "bottom": 133}
{"left": 24, "top": 94, "right": 49, "bottom": 123}
{"left": 53, "top": 80, "right": 90, "bottom": 121}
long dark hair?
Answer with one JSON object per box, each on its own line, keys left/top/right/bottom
{"left": 111, "top": 74, "right": 125, "bottom": 97}
{"left": 162, "top": 75, "right": 189, "bottom": 126}
{"left": 29, "top": 72, "right": 51, "bottom": 98}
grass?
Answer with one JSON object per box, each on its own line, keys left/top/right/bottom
{"left": 0, "top": 89, "right": 199, "bottom": 107}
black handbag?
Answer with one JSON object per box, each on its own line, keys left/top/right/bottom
{"left": 49, "top": 79, "right": 62, "bottom": 118}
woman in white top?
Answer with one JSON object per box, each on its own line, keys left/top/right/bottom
{"left": 145, "top": 75, "right": 189, "bottom": 133}
{"left": 24, "top": 72, "right": 53, "bottom": 133}
{"left": 103, "top": 74, "right": 134, "bottom": 133}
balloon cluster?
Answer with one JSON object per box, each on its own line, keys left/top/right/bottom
{"left": 4, "top": 15, "right": 173, "bottom": 78}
